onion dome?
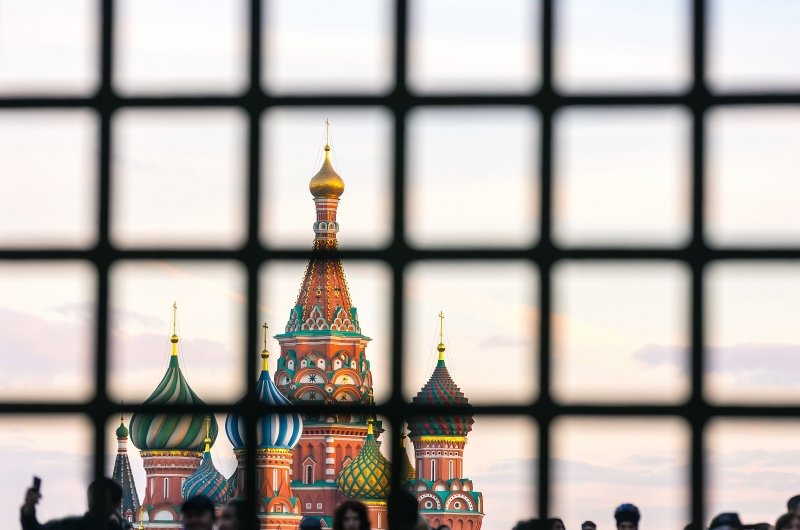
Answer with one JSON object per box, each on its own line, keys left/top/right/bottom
{"left": 407, "top": 312, "right": 474, "bottom": 438}
{"left": 182, "top": 417, "right": 232, "bottom": 505}
{"left": 116, "top": 420, "right": 129, "bottom": 439}
{"left": 309, "top": 139, "right": 345, "bottom": 199}
{"left": 130, "top": 303, "right": 218, "bottom": 451}
{"left": 226, "top": 323, "right": 303, "bottom": 449}
{"left": 337, "top": 419, "right": 391, "bottom": 501}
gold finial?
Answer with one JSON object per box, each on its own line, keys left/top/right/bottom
{"left": 400, "top": 425, "right": 407, "bottom": 448}
{"left": 366, "top": 417, "right": 374, "bottom": 436}
{"left": 170, "top": 302, "right": 179, "bottom": 356}
{"left": 138, "top": 507, "right": 145, "bottom": 530}
{"left": 203, "top": 416, "right": 212, "bottom": 453}
{"left": 120, "top": 402, "right": 125, "bottom": 425}
{"left": 437, "top": 311, "right": 446, "bottom": 361}
{"left": 309, "top": 119, "right": 345, "bottom": 199}
{"left": 261, "top": 322, "right": 270, "bottom": 371}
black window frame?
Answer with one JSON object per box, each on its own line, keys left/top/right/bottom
{"left": 2, "top": 1, "right": 800, "bottom": 529}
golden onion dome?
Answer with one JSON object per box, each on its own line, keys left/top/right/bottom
{"left": 309, "top": 145, "right": 345, "bottom": 199}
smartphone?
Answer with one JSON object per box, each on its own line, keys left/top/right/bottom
{"left": 32, "top": 476, "right": 41, "bottom": 492}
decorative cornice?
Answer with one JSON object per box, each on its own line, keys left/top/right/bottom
{"left": 416, "top": 436, "right": 466, "bottom": 443}
{"left": 141, "top": 450, "right": 202, "bottom": 458}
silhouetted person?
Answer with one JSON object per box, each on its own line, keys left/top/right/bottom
{"left": 547, "top": 519, "right": 566, "bottom": 530}
{"left": 334, "top": 500, "right": 370, "bottom": 530}
{"left": 219, "top": 499, "right": 259, "bottom": 530}
{"left": 744, "top": 524, "right": 773, "bottom": 530}
{"left": 300, "top": 516, "right": 324, "bottom": 530}
{"left": 776, "top": 512, "right": 800, "bottom": 530}
{"left": 389, "top": 491, "right": 419, "bottom": 530}
{"left": 709, "top": 513, "right": 744, "bottom": 530}
{"left": 614, "top": 504, "right": 641, "bottom": 530}
{"left": 435, "top": 525, "right": 451, "bottom": 530}
{"left": 180, "top": 496, "right": 215, "bottom": 530}
{"left": 20, "top": 477, "right": 128, "bottom": 530}
{"left": 789, "top": 497, "right": 800, "bottom": 515}
{"left": 582, "top": 522, "right": 597, "bottom": 530}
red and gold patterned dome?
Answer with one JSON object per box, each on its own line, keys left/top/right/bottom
{"left": 407, "top": 313, "right": 474, "bottom": 438}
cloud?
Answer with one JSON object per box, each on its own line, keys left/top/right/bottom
{"left": 633, "top": 343, "right": 800, "bottom": 387}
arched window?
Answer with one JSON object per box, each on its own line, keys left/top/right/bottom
{"left": 449, "top": 460, "right": 454, "bottom": 479}
{"left": 305, "top": 464, "right": 314, "bottom": 484}
{"left": 163, "top": 478, "right": 169, "bottom": 498}
{"left": 417, "top": 459, "right": 422, "bottom": 479}
{"left": 431, "top": 460, "right": 436, "bottom": 480}
{"left": 273, "top": 469, "right": 278, "bottom": 488}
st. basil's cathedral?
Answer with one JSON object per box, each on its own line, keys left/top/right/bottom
{"left": 114, "top": 137, "right": 485, "bottom": 530}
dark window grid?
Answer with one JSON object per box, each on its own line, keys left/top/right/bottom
{"left": 1, "top": 0, "right": 800, "bottom": 528}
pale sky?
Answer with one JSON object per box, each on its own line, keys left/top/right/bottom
{"left": 2, "top": 1, "right": 800, "bottom": 530}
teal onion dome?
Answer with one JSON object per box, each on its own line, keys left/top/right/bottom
{"left": 116, "top": 420, "right": 129, "bottom": 439}
{"left": 182, "top": 443, "right": 232, "bottom": 504}
{"left": 129, "top": 354, "right": 218, "bottom": 451}
{"left": 337, "top": 421, "right": 391, "bottom": 501}
{"left": 226, "top": 326, "right": 303, "bottom": 450}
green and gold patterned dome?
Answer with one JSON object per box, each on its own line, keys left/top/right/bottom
{"left": 337, "top": 420, "right": 391, "bottom": 502}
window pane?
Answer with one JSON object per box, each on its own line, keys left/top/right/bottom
{"left": 708, "top": 0, "right": 800, "bottom": 92}
{"left": 114, "top": 0, "right": 248, "bottom": 94}
{"left": 264, "top": 0, "right": 393, "bottom": 94}
{"left": 554, "top": 107, "right": 690, "bottom": 246}
{"left": 0, "top": 262, "right": 94, "bottom": 401}
{"left": 261, "top": 108, "right": 392, "bottom": 249}
{"left": 408, "top": 108, "right": 539, "bottom": 248}
{"left": 0, "top": 416, "right": 92, "bottom": 529}
{"left": 555, "top": 0, "right": 690, "bottom": 93}
{"left": 553, "top": 262, "right": 689, "bottom": 403}
{"left": 0, "top": 0, "right": 97, "bottom": 95}
{"left": 260, "top": 260, "right": 391, "bottom": 404}
{"left": 707, "top": 107, "right": 800, "bottom": 246}
{"left": 109, "top": 261, "right": 246, "bottom": 403}
{"left": 0, "top": 111, "right": 97, "bottom": 248}
{"left": 707, "top": 263, "right": 800, "bottom": 404}
{"left": 552, "top": 418, "right": 689, "bottom": 530}
{"left": 409, "top": 0, "right": 539, "bottom": 93}
{"left": 112, "top": 110, "right": 247, "bottom": 248}
{"left": 405, "top": 262, "right": 537, "bottom": 404}
{"left": 708, "top": 420, "right": 799, "bottom": 524}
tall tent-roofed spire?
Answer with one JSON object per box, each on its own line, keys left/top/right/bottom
{"left": 281, "top": 121, "right": 364, "bottom": 337}
{"left": 112, "top": 412, "right": 140, "bottom": 521}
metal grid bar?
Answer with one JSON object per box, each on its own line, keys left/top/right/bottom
{"left": 0, "top": 0, "right": 798, "bottom": 528}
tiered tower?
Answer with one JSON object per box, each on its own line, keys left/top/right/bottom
{"left": 112, "top": 414, "right": 141, "bottom": 524}
{"left": 273, "top": 132, "right": 376, "bottom": 527}
{"left": 226, "top": 323, "right": 305, "bottom": 530}
{"left": 336, "top": 419, "right": 391, "bottom": 530}
{"left": 407, "top": 313, "right": 484, "bottom": 530}
{"left": 182, "top": 417, "right": 232, "bottom": 505}
{"left": 129, "top": 303, "right": 219, "bottom": 529}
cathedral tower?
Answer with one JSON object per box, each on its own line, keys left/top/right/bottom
{"left": 112, "top": 414, "right": 141, "bottom": 524}
{"left": 226, "top": 323, "right": 305, "bottom": 530}
{"left": 273, "top": 131, "right": 376, "bottom": 526}
{"left": 129, "top": 303, "right": 219, "bottom": 529}
{"left": 408, "top": 313, "right": 484, "bottom": 530}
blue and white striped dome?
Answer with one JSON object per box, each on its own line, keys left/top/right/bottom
{"left": 226, "top": 347, "right": 303, "bottom": 450}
